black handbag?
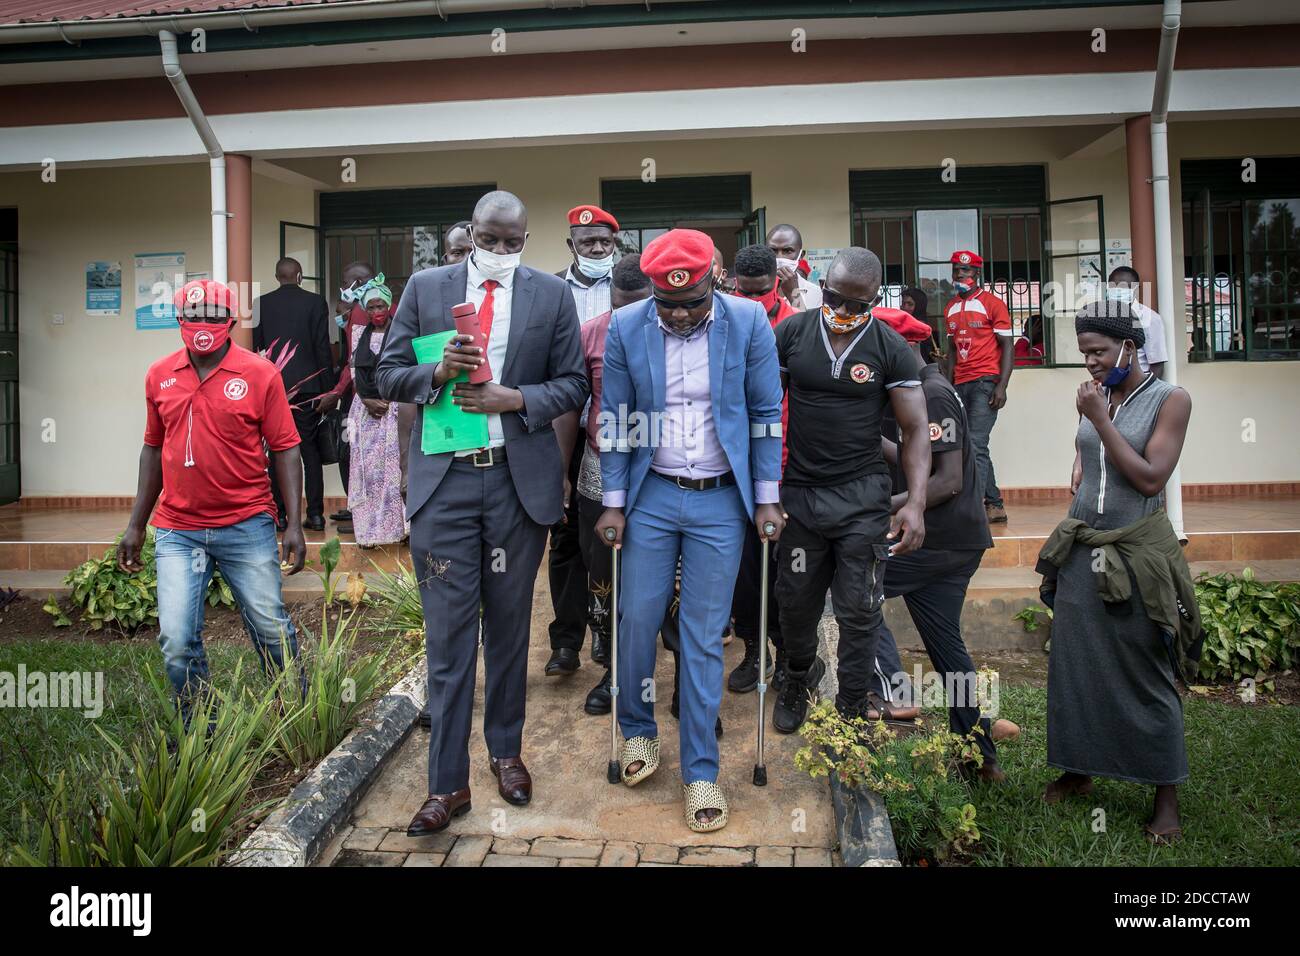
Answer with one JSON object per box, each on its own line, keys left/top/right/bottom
{"left": 316, "top": 407, "right": 343, "bottom": 466}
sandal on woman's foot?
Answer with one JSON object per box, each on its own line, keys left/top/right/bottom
{"left": 683, "top": 780, "right": 729, "bottom": 834}
{"left": 1043, "top": 774, "right": 1094, "bottom": 804}
{"left": 1144, "top": 823, "right": 1183, "bottom": 846}
{"left": 619, "top": 736, "right": 660, "bottom": 787}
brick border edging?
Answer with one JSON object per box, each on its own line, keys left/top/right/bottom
{"left": 228, "top": 661, "right": 426, "bottom": 868}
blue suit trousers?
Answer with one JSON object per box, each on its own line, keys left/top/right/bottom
{"left": 616, "top": 472, "right": 748, "bottom": 784}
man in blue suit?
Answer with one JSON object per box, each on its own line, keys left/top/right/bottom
{"left": 595, "top": 229, "right": 784, "bottom": 834}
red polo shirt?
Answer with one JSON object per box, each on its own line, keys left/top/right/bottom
{"left": 943, "top": 289, "right": 1012, "bottom": 385}
{"left": 143, "top": 343, "right": 301, "bottom": 530}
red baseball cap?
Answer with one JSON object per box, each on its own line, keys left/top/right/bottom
{"left": 174, "top": 279, "right": 237, "bottom": 314}
{"left": 950, "top": 250, "right": 983, "bottom": 268}
{"left": 567, "top": 204, "right": 620, "bottom": 231}
{"left": 873, "top": 306, "right": 933, "bottom": 344}
{"left": 641, "top": 229, "right": 714, "bottom": 292}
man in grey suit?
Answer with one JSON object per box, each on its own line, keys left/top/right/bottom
{"left": 377, "top": 191, "right": 587, "bottom": 835}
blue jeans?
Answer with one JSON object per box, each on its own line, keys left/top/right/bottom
{"left": 955, "top": 376, "right": 1003, "bottom": 508}
{"left": 617, "top": 473, "right": 748, "bottom": 784}
{"left": 154, "top": 513, "right": 298, "bottom": 710}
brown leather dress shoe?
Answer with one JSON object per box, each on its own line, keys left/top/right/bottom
{"left": 406, "top": 789, "right": 471, "bottom": 836}
{"left": 489, "top": 756, "right": 532, "bottom": 806}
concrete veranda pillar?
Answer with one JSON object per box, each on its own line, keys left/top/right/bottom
{"left": 226, "top": 153, "right": 253, "bottom": 348}
{"left": 1125, "top": 115, "right": 1158, "bottom": 310}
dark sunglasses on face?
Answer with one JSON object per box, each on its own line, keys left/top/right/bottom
{"left": 653, "top": 283, "right": 714, "bottom": 311}
{"left": 820, "top": 284, "right": 877, "bottom": 316}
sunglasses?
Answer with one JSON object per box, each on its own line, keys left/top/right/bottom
{"left": 820, "top": 285, "right": 877, "bottom": 316}
{"left": 653, "top": 281, "right": 714, "bottom": 312}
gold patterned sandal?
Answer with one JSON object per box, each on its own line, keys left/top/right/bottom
{"left": 683, "top": 780, "right": 730, "bottom": 833}
{"left": 620, "top": 736, "right": 660, "bottom": 787}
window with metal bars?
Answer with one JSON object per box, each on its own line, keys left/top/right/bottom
{"left": 851, "top": 204, "right": 1048, "bottom": 364}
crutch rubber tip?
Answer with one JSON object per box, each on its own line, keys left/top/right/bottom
{"left": 753, "top": 765, "right": 768, "bottom": 787}
{"left": 607, "top": 760, "right": 621, "bottom": 784}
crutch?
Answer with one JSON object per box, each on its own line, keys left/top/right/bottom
{"left": 753, "top": 520, "right": 777, "bottom": 787}
{"left": 604, "top": 526, "right": 622, "bottom": 784}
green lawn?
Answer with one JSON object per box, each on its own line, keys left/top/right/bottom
{"left": 966, "top": 685, "right": 1300, "bottom": 866}
{"left": 0, "top": 639, "right": 260, "bottom": 851}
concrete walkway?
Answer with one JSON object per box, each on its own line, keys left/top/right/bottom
{"left": 318, "top": 570, "right": 838, "bottom": 867}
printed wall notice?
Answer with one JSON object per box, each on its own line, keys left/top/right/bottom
{"left": 85, "top": 261, "right": 121, "bottom": 315}
{"left": 134, "top": 251, "right": 186, "bottom": 330}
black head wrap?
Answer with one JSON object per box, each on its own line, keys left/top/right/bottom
{"left": 1074, "top": 298, "right": 1145, "bottom": 348}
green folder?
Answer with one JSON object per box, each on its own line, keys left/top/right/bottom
{"left": 411, "top": 330, "right": 490, "bottom": 455}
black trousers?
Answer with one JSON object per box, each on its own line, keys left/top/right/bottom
{"left": 731, "top": 520, "right": 782, "bottom": 650}
{"left": 548, "top": 434, "right": 591, "bottom": 652}
{"left": 410, "top": 458, "right": 549, "bottom": 794}
{"left": 776, "top": 473, "right": 893, "bottom": 708}
{"left": 337, "top": 392, "right": 353, "bottom": 497}
{"left": 270, "top": 402, "right": 325, "bottom": 520}
{"left": 578, "top": 492, "right": 680, "bottom": 654}
{"left": 872, "top": 548, "right": 997, "bottom": 763}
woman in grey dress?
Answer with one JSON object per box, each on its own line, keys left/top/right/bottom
{"left": 1045, "top": 300, "right": 1193, "bottom": 844}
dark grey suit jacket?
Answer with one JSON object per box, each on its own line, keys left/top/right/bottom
{"left": 375, "top": 262, "right": 588, "bottom": 525}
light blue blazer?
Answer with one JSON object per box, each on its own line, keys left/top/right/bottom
{"left": 598, "top": 292, "right": 783, "bottom": 519}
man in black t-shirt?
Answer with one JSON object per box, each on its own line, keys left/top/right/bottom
{"left": 771, "top": 247, "right": 931, "bottom": 733}
{"left": 870, "top": 311, "right": 1009, "bottom": 781}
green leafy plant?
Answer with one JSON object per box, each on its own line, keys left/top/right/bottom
{"left": 259, "top": 606, "right": 404, "bottom": 771}
{"left": 8, "top": 662, "right": 275, "bottom": 867}
{"left": 50, "top": 529, "right": 233, "bottom": 635}
{"left": 364, "top": 558, "right": 426, "bottom": 655}
{"left": 1195, "top": 567, "right": 1300, "bottom": 682}
{"left": 796, "top": 700, "right": 983, "bottom": 863}
{"left": 1013, "top": 604, "right": 1053, "bottom": 633}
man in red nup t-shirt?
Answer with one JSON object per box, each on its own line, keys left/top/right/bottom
{"left": 117, "top": 279, "right": 306, "bottom": 720}
{"left": 941, "top": 250, "right": 1013, "bottom": 523}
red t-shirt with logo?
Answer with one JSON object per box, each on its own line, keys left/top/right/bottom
{"left": 143, "top": 343, "right": 301, "bottom": 530}
{"left": 943, "top": 289, "right": 1012, "bottom": 384}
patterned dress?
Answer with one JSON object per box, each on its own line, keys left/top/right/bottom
{"left": 347, "top": 324, "right": 408, "bottom": 546}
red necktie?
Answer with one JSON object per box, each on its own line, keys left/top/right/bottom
{"left": 478, "top": 279, "right": 498, "bottom": 349}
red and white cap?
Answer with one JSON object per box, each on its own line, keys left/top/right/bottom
{"left": 567, "top": 204, "right": 620, "bottom": 231}
{"left": 872, "top": 306, "right": 933, "bottom": 344}
{"left": 173, "top": 279, "right": 237, "bottom": 314}
{"left": 950, "top": 250, "right": 983, "bottom": 268}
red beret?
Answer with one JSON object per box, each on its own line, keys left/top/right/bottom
{"left": 641, "top": 229, "right": 714, "bottom": 292}
{"left": 950, "top": 250, "right": 983, "bottom": 268}
{"left": 872, "top": 307, "right": 933, "bottom": 344}
{"left": 567, "top": 204, "right": 619, "bottom": 231}
{"left": 173, "top": 279, "right": 237, "bottom": 314}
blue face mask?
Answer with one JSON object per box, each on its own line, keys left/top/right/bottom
{"left": 576, "top": 252, "right": 615, "bottom": 279}
{"left": 335, "top": 313, "right": 348, "bottom": 329}
{"left": 1102, "top": 341, "right": 1135, "bottom": 388}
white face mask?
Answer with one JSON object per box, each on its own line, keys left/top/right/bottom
{"left": 1107, "top": 286, "right": 1135, "bottom": 304}
{"left": 470, "top": 228, "right": 525, "bottom": 280}
{"left": 775, "top": 254, "right": 802, "bottom": 273}
{"left": 576, "top": 252, "right": 614, "bottom": 279}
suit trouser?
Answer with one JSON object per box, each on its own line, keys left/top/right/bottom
{"left": 409, "top": 457, "right": 549, "bottom": 794}
{"left": 617, "top": 473, "right": 747, "bottom": 784}
{"left": 580, "top": 491, "right": 680, "bottom": 653}
{"left": 870, "top": 548, "right": 997, "bottom": 763}
{"left": 776, "top": 473, "right": 893, "bottom": 709}
{"left": 548, "top": 434, "right": 590, "bottom": 651}
{"left": 731, "top": 520, "right": 783, "bottom": 650}
{"left": 270, "top": 403, "right": 325, "bottom": 520}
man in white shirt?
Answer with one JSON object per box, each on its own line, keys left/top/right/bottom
{"left": 1108, "top": 266, "right": 1168, "bottom": 378}
{"left": 766, "top": 223, "right": 823, "bottom": 311}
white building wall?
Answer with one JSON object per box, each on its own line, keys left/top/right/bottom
{"left": 1, "top": 121, "right": 1296, "bottom": 498}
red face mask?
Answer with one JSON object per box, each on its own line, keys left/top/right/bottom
{"left": 179, "top": 319, "right": 233, "bottom": 354}
{"left": 735, "top": 281, "right": 781, "bottom": 315}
